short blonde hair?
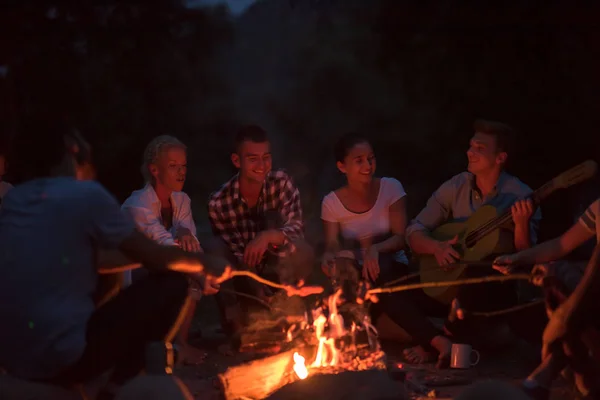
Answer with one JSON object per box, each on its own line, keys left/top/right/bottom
{"left": 141, "top": 135, "right": 186, "bottom": 183}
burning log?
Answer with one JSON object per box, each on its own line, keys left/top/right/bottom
{"left": 217, "top": 348, "right": 300, "bottom": 400}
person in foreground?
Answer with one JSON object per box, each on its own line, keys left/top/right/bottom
{"left": 494, "top": 198, "right": 600, "bottom": 399}
{"left": 405, "top": 120, "right": 541, "bottom": 352}
{"left": 0, "top": 117, "right": 226, "bottom": 400}
{"left": 0, "top": 147, "right": 14, "bottom": 207}
{"left": 122, "top": 135, "right": 205, "bottom": 362}
{"left": 207, "top": 125, "right": 314, "bottom": 336}
{"left": 320, "top": 133, "right": 453, "bottom": 368}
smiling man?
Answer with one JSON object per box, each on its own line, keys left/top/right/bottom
{"left": 404, "top": 119, "right": 542, "bottom": 344}
{"left": 207, "top": 125, "right": 314, "bottom": 337}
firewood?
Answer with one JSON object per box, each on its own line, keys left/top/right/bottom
{"left": 217, "top": 349, "right": 298, "bottom": 400}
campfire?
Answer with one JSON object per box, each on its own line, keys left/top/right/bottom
{"left": 217, "top": 288, "right": 394, "bottom": 400}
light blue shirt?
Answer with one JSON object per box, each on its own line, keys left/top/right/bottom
{"left": 406, "top": 171, "right": 541, "bottom": 244}
{"left": 0, "top": 177, "right": 134, "bottom": 379}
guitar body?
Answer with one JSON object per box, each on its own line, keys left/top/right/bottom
{"left": 419, "top": 204, "right": 515, "bottom": 304}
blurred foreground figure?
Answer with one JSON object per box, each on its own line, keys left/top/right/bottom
{"left": 494, "top": 199, "right": 600, "bottom": 399}
{"left": 0, "top": 116, "right": 226, "bottom": 400}
{"left": 0, "top": 147, "right": 14, "bottom": 207}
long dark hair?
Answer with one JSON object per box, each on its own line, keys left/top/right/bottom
{"left": 334, "top": 132, "right": 371, "bottom": 163}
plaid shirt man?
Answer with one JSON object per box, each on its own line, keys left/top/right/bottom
{"left": 208, "top": 169, "right": 304, "bottom": 265}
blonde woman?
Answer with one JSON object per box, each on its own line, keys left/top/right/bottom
{"left": 122, "top": 135, "right": 205, "bottom": 364}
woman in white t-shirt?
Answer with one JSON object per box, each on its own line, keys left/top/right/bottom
{"left": 321, "top": 133, "right": 453, "bottom": 367}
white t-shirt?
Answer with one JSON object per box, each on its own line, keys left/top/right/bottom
{"left": 321, "top": 177, "right": 408, "bottom": 263}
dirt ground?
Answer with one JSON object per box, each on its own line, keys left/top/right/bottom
{"left": 175, "top": 295, "right": 578, "bottom": 400}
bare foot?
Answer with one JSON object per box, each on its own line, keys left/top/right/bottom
{"left": 430, "top": 335, "right": 452, "bottom": 369}
{"left": 403, "top": 345, "right": 435, "bottom": 364}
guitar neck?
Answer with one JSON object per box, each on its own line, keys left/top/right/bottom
{"left": 490, "top": 180, "right": 555, "bottom": 230}
{"left": 530, "top": 180, "right": 558, "bottom": 206}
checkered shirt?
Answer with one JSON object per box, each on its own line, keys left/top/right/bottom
{"left": 208, "top": 169, "right": 304, "bottom": 264}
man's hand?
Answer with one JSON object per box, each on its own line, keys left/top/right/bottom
{"left": 363, "top": 246, "right": 380, "bottom": 282}
{"left": 511, "top": 198, "right": 535, "bottom": 228}
{"left": 244, "top": 230, "right": 277, "bottom": 268}
{"left": 433, "top": 235, "right": 460, "bottom": 269}
{"left": 492, "top": 254, "right": 518, "bottom": 275}
{"left": 176, "top": 227, "right": 202, "bottom": 253}
{"left": 189, "top": 272, "right": 221, "bottom": 296}
{"left": 201, "top": 274, "right": 221, "bottom": 296}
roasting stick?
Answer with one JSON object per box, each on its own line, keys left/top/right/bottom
{"left": 382, "top": 261, "right": 519, "bottom": 288}
{"left": 367, "top": 273, "right": 531, "bottom": 295}
{"left": 214, "top": 267, "right": 325, "bottom": 297}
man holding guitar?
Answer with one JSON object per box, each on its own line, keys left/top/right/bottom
{"left": 405, "top": 119, "right": 541, "bottom": 340}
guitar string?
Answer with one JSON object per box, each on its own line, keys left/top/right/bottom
{"left": 464, "top": 181, "right": 555, "bottom": 245}
{"left": 465, "top": 212, "right": 514, "bottom": 245}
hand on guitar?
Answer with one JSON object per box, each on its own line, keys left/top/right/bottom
{"left": 511, "top": 198, "right": 535, "bottom": 227}
{"left": 433, "top": 235, "right": 460, "bottom": 270}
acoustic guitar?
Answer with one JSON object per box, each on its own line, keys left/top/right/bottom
{"left": 418, "top": 160, "right": 598, "bottom": 304}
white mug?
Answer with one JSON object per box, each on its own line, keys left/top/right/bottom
{"left": 450, "top": 343, "right": 480, "bottom": 369}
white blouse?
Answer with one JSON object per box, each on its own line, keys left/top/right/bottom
{"left": 321, "top": 177, "right": 408, "bottom": 263}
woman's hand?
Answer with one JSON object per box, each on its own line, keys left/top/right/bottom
{"left": 321, "top": 251, "right": 336, "bottom": 277}
{"left": 363, "top": 246, "right": 380, "bottom": 282}
{"left": 176, "top": 227, "right": 202, "bottom": 253}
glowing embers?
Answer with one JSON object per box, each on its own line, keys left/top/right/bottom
{"left": 292, "top": 288, "right": 385, "bottom": 380}
{"left": 292, "top": 352, "right": 308, "bottom": 380}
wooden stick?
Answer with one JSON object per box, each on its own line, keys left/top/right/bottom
{"left": 215, "top": 269, "right": 325, "bottom": 297}
{"left": 383, "top": 272, "right": 420, "bottom": 287}
{"left": 367, "top": 273, "right": 531, "bottom": 295}
{"left": 382, "top": 261, "right": 522, "bottom": 287}
{"left": 216, "top": 269, "right": 288, "bottom": 289}
{"left": 471, "top": 299, "right": 544, "bottom": 317}
{"left": 219, "top": 288, "right": 273, "bottom": 310}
